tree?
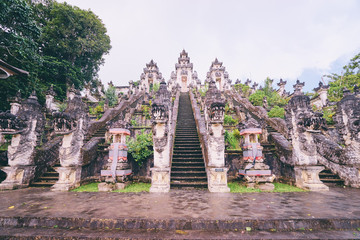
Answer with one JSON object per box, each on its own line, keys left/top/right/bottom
{"left": 105, "top": 86, "right": 118, "bottom": 107}
{"left": 0, "top": 0, "right": 112, "bottom": 110}
{"left": 0, "top": 0, "right": 41, "bottom": 109}
{"left": 327, "top": 52, "right": 360, "bottom": 102}
{"left": 34, "top": 1, "right": 111, "bottom": 101}
{"left": 249, "top": 78, "right": 288, "bottom": 107}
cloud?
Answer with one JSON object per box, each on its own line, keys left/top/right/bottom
{"left": 62, "top": 0, "right": 360, "bottom": 91}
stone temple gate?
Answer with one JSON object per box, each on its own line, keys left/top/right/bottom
{"left": 0, "top": 50, "right": 359, "bottom": 193}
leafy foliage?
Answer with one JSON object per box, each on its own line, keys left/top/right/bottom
{"left": 326, "top": 52, "right": 360, "bottom": 102}
{"left": 249, "top": 78, "right": 288, "bottom": 108}
{"left": 141, "top": 105, "right": 151, "bottom": 120}
{"left": 127, "top": 130, "right": 153, "bottom": 166}
{"left": 224, "top": 130, "right": 241, "bottom": 150}
{"left": 199, "top": 83, "right": 208, "bottom": 97}
{"left": 268, "top": 106, "right": 285, "bottom": 119}
{"left": 105, "top": 86, "right": 118, "bottom": 107}
{"left": 89, "top": 104, "right": 104, "bottom": 120}
{"left": 224, "top": 114, "right": 238, "bottom": 126}
{"left": 234, "top": 84, "right": 251, "bottom": 97}
{"left": 150, "top": 83, "right": 160, "bottom": 93}
{"left": 0, "top": 0, "right": 111, "bottom": 109}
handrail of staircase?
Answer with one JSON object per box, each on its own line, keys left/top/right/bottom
{"left": 85, "top": 91, "right": 145, "bottom": 140}
{"left": 227, "top": 91, "right": 290, "bottom": 139}
{"left": 168, "top": 90, "right": 181, "bottom": 168}
{"left": 189, "top": 90, "right": 209, "bottom": 167}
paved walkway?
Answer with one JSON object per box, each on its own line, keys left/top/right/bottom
{"left": 1, "top": 187, "right": 360, "bottom": 220}
{"left": 1, "top": 187, "right": 360, "bottom": 239}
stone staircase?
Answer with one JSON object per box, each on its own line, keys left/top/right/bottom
{"left": 30, "top": 163, "right": 60, "bottom": 188}
{"left": 171, "top": 93, "right": 207, "bottom": 189}
{"left": 319, "top": 168, "right": 345, "bottom": 186}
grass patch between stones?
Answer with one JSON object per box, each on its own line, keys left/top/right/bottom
{"left": 228, "top": 182, "right": 307, "bottom": 193}
{"left": 71, "top": 182, "right": 151, "bottom": 193}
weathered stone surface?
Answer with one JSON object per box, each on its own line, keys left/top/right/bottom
{"left": 258, "top": 183, "right": 275, "bottom": 191}
{"left": 0, "top": 93, "right": 45, "bottom": 190}
{"left": 149, "top": 167, "right": 170, "bottom": 192}
{"left": 294, "top": 166, "right": 329, "bottom": 191}
{"left": 207, "top": 167, "right": 230, "bottom": 192}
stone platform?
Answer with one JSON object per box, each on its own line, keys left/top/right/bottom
{"left": 0, "top": 187, "right": 360, "bottom": 239}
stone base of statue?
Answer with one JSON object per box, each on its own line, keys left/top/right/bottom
{"left": 207, "top": 167, "right": 230, "bottom": 192}
{"left": 294, "top": 165, "right": 329, "bottom": 191}
{"left": 51, "top": 166, "right": 81, "bottom": 191}
{"left": 0, "top": 166, "right": 36, "bottom": 190}
{"left": 98, "top": 182, "right": 129, "bottom": 192}
{"left": 149, "top": 167, "right": 170, "bottom": 193}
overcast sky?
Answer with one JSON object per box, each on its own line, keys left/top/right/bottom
{"left": 62, "top": 0, "right": 360, "bottom": 92}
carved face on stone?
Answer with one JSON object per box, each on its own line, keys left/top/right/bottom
{"left": 209, "top": 102, "right": 225, "bottom": 122}
{"left": 286, "top": 95, "right": 326, "bottom": 132}
{"left": 0, "top": 111, "right": 26, "bottom": 134}
{"left": 52, "top": 112, "right": 77, "bottom": 135}
{"left": 151, "top": 103, "right": 168, "bottom": 122}
{"left": 335, "top": 95, "right": 360, "bottom": 141}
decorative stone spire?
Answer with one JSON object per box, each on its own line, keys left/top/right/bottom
{"left": 277, "top": 79, "right": 287, "bottom": 96}
{"left": 293, "top": 80, "right": 305, "bottom": 95}
{"left": 245, "top": 79, "right": 252, "bottom": 86}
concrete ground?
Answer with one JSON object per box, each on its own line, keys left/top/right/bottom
{"left": 0, "top": 186, "right": 360, "bottom": 239}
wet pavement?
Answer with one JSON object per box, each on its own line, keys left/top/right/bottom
{"left": 0, "top": 187, "right": 360, "bottom": 238}
{"left": 1, "top": 187, "right": 360, "bottom": 220}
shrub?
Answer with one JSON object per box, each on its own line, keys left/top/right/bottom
{"left": 268, "top": 106, "right": 285, "bottom": 119}
{"left": 89, "top": 104, "right": 104, "bottom": 120}
{"left": 105, "top": 86, "right": 118, "bottom": 107}
{"left": 141, "top": 105, "right": 151, "bottom": 120}
{"left": 224, "top": 130, "right": 241, "bottom": 150}
{"left": 127, "top": 130, "right": 153, "bottom": 166}
{"left": 224, "top": 114, "right": 237, "bottom": 125}
{"left": 322, "top": 106, "right": 336, "bottom": 125}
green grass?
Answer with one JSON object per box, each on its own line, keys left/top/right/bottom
{"left": 71, "top": 182, "right": 151, "bottom": 193}
{"left": 71, "top": 182, "right": 99, "bottom": 192}
{"left": 228, "top": 182, "right": 306, "bottom": 193}
{"left": 113, "top": 183, "right": 150, "bottom": 192}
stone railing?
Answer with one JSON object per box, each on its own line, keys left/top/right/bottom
{"left": 168, "top": 90, "right": 180, "bottom": 166}
{"left": 86, "top": 91, "right": 144, "bottom": 140}
{"left": 228, "top": 91, "right": 289, "bottom": 139}
{"left": 189, "top": 90, "right": 209, "bottom": 167}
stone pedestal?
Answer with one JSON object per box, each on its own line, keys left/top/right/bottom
{"left": 294, "top": 166, "right": 329, "bottom": 191}
{"left": 51, "top": 166, "right": 81, "bottom": 191}
{"left": 207, "top": 167, "right": 230, "bottom": 192}
{"left": 0, "top": 166, "right": 36, "bottom": 190}
{"left": 149, "top": 167, "right": 170, "bottom": 193}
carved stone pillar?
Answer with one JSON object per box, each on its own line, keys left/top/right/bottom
{"left": 204, "top": 80, "right": 230, "bottom": 192}
{"left": 0, "top": 92, "right": 44, "bottom": 190}
{"left": 51, "top": 91, "right": 88, "bottom": 191}
{"left": 285, "top": 86, "right": 329, "bottom": 191}
{"left": 150, "top": 81, "right": 172, "bottom": 192}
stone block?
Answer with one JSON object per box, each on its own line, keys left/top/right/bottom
{"left": 149, "top": 167, "right": 170, "bottom": 193}
{"left": 258, "top": 183, "right": 275, "bottom": 191}
{"left": 207, "top": 167, "right": 230, "bottom": 192}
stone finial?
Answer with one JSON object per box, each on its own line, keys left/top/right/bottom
{"left": 277, "top": 78, "right": 287, "bottom": 86}
{"left": 252, "top": 82, "right": 258, "bottom": 90}
{"left": 108, "top": 81, "right": 114, "bottom": 87}
{"left": 343, "top": 87, "right": 351, "bottom": 97}
{"left": 46, "top": 85, "right": 56, "bottom": 97}
{"left": 245, "top": 79, "right": 252, "bottom": 86}
{"left": 235, "top": 79, "right": 241, "bottom": 85}
{"left": 313, "top": 81, "right": 329, "bottom": 92}
{"left": 151, "top": 80, "right": 171, "bottom": 123}
{"left": 293, "top": 80, "right": 305, "bottom": 95}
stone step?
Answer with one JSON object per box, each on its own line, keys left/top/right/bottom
{"left": 171, "top": 166, "right": 205, "bottom": 171}
{"left": 173, "top": 146, "right": 201, "bottom": 150}
{"left": 172, "top": 161, "right": 204, "bottom": 166}
{"left": 29, "top": 181, "right": 56, "bottom": 187}
{"left": 37, "top": 176, "right": 58, "bottom": 181}
{"left": 171, "top": 171, "right": 207, "bottom": 177}
{"left": 171, "top": 176, "right": 207, "bottom": 181}
{"left": 172, "top": 154, "right": 203, "bottom": 158}
{"left": 170, "top": 181, "right": 207, "bottom": 188}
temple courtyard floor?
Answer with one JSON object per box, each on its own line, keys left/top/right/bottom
{"left": 0, "top": 186, "right": 360, "bottom": 239}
